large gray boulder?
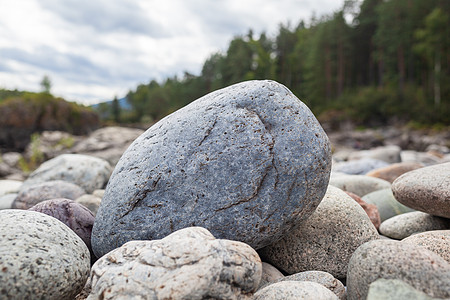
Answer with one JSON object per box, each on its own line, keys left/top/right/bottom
{"left": 92, "top": 80, "right": 331, "bottom": 257}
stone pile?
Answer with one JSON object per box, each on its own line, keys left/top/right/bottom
{"left": 0, "top": 80, "right": 449, "bottom": 299}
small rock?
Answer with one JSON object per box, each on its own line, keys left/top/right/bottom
{"left": 20, "top": 154, "right": 112, "bottom": 194}
{"left": 402, "top": 230, "right": 450, "bottom": 263}
{"left": 259, "top": 262, "right": 284, "bottom": 288}
{"left": 367, "top": 279, "right": 437, "bottom": 300}
{"left": 329, "top": 175, "right": 391, "bottom": 197}
{"left": 347, "top": 239, "right": 450, "bottom": 300}
{"left": 254, "top": 281, "right": 338, "bottom": 300}
{"left": 362, "top": 188, "right": 415, "bottom": 222}
{"left": 259, "top": 186, "right": 379, "bottom": 279}
{"left": 0, "top": 179, "right": 22, "bottom": 197}
{"left": 0, "top": 193, "right": 17, "bottom": 210}
{"left": 379, "top": 211, "right": 450, "bottom": 239}
{"left": 92, "top": 189, "right": 105, "bottom": 199}
{"left": 348, "top": 145, "right": 402, "bottom": 164}
{"left": 345, "top": 191, "right": 381, "bottom": 229}
{"left": 1, "top": 152, "right": 22, "bottom": 167}
{"left": 392, "top": 162, "right": 450, "bottom": 218}
{"left": 401, "top": 150, "right": 443, "bottom": 166}
{"left": 28, "top": 198, "right": 95, "bottom": 260}
{"left": 75, "top": 194, "right": 102, "bottom": 216}
{"left": 0, "top": 210, "right": 90, "bottom": 299}
{"left": 87, "top": 227, "right": 261, "bottom": 299}
{"left": 333, "top": 158, "right": 389, "bottom": 175}
{"left": 12, "top": 180, "right": 86, "bottom": 209}
{"left": 366, "top": 162, "right": 424, "bottom": 183}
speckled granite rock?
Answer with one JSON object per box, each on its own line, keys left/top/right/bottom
{"left": 402, "top": 230, "right": 450, "bottom": 263}
{"left": 392, "top": 162, "right": 450, "bottom": 218}
{"left": 347, "top": 239, "right": 450, "bottom": 300}
{"left": 345, "top": 191, "right": 381, "bottom": 229}
{"left": 92, "top": 80, "right": 332, "bottom": 257}
{"left": 379, "top": 211, "right": 450, "bottom": 239}
{"left": 86, "top": 227, "right": 261, "bottom": 299}
{"left": 329, "top": 175, "right": 391, "bottom": 197}
{"left": 366, "top": 162, "right": 424, "bottom": 183}
{"left": 0, "top": 210, "right": 90, "bottom": 299}
{"left": 367, "top": 279, "right": 438, "bottom": 300}
{"left": 254, "top": 281, "right": 338, "bottom": 300}
{"left": 362, "top": 188, "right": 415, "bottom": 222}
{"left": 259, "top": 186, "right": 379, "bottom": 279}
{"left": 259, "top": 262, "right": 284, "bottom": 288}
{"left": 20, "top": 154, "right": 112, "bottom": 194}
{"left": 28, "top": 198, "right": 95, "bottom": 260}
{"left": 12, "top": 180, "right": 85, "bottom": 209}
{"left": 259, "top": 270, "right": 345, "bottom": 299}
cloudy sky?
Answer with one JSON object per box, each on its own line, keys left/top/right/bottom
{"left": 0, "top": 0, "right": 344, "bottom": 105}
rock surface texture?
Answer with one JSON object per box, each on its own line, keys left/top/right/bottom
{"left": 0, "top": 210, "right": 90, "bottom": 299}
{"left": 392, "top": 162, "right": 450, "bottom": 218}
{"left": 402, "top": 230, "right": 450, "bottom": 263}
{"left": 92, "top": 80, "right": 331, "bottom": 257}
{"left": 254, "top": 281, "right": 338, "bottom": 300}
{"left": 86, "top": 227, "right": 261, "bottom": 300}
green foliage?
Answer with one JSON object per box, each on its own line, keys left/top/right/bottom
{"left": 18, "top": 133, "right": 44, "bottom": 173}
{"left": 56, "top": 136, "right": 75, "bottom": 149}
{"left": 40, "top": 75, "right": 52, "bottom": 94}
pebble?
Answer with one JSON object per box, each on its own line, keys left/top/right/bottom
{"left": 20, "top": 154, "right": 112, "bottom": 194}
{"left": 345, "top": 191, "right": 381, "bottom": 229}
{"left": 12, "top": 180, "right": 86, "bottom": 209}
{"left": 259, "top": 262, "right": 284, "bottom": 288}
{"left": 75, "top": 194, "right": 102, "bottom": 216}
{"left": 259, "top": 186, "right": 379, "bottom": 279}
{"left": 367, "top": 279, "right": 438, "bottom": 300}
{"left": 0, "top": 210, "right": 90, "bottom": 299}
{"left": 346, "top": 239, "right": 450, "bottom": 300}
{"left": 86, "top": 227, "right": 261, "bottom": 299}
{"left": 0, "top": 193, "right": 17, "bottom": 210}
{"left": 254, "top": 281, "right": 338, "bottom": 300}
{"left": 362, "top": 188, "right": 415, "bottom": 222}
{"left": 332, "top": 158, "right": 389, "bottom": 175}
{"left": 366, "top": 161, "right": 424, "bottom": 183}
{"left": 329, "top": 174, "right": 391, "bottom": 197}
{"left": 92, "top": 80, "right": 332, "bottom": 258}
{"left": 0, "top": 179, "right": 22, "bottom": 197}
{"left": 379, "top": 211, "right": 450, "bottom": 239}
{"left": 392, "top": 162, "right": 450, "bottom": 218}
{"left": 401, "top": 150, "right": 444, "bottom": 166}
{"left": 348, "top": 145, "right": 402, "bottom": 163}
{"left": 402, "top": 230, "right": 450, "bottom": 263}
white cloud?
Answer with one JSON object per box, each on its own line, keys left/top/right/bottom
{"left": 0, "top": 0, "right": 343, "bottom": 104}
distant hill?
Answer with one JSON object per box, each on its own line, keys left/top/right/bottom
{"left": 92, "top": 97, "right": 132, "bottom": 110}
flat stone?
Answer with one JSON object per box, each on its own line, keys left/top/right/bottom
{"left": 86, "top": 227, "right": 261, "bottom": 299}
{"left": 379, "top": 211, "right": 450, "bottom": 239}
{"left": 346, "top": 239, "right": 450, "bottom": 300}
{"left": 0, "top": 180, "right": 22, "bottom": 197}
{"left": 333, "top": 158, "right": 389, "bottom": 175}
{"left": 259, "top": 186, "right": 379, "bottom": 279}
{"left": 0, "top": 210, "right": 90, "bottom": 299}
{"left": 92, "top": 80, "right": 332, "bottom": 257}
{"left": 362, "top": 188, "right": 415, "bottom": 222}
{"left": 329, "top": 175, "right": 391, "bottom": 197}
{"left": 254, "top": 281, "right": 338, "bottom": 300}
{"left": 367, "top": 279, "right": 437, "bottom": 300}
{"left": 20, "top": 154, "right": 112, "bottom": 194}
{"left": 402, "top": 230, "right": 450, "bottom": 263}
{"left": 392, "top": 162, "right": 450, "bottom": 218}
{"left": 12, "top": 180, "right": 86, "bottom": 209}
{"left": 366, "top": 162, "right": 424, "bottom": 183}
{"left": 348, "top": 145, "right": 402, "bottom": 164}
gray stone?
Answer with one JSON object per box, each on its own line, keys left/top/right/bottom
{"left": 0, "top": 193, "right": 16, "bottom": 210}
{"left": 92, "top": 189, "right": 105, "bottom": 199}
{"left": 346, "top": 239, "right": 450, "bottom": 300}
{"left": 392, "top": 162, "right": 450, "bottom": 218}
{"left": 87, "top": 227, "right": 261, "bottom": 300}
{"left": 12, "top": 180, "right": 86, "bottom": 209}
{"left": 348, "top": 145, "right": 402, "bottom": 164}
{"left": 92, "top": 80, "right": 332, "bottom": 257}
{"left": 28, "top": 198, "right": 95, "bottom": 260}
{"left": 366, "top": 162, "right": 424, "bottom": 183}
{"left": 333, "top": 158, "right": 389, "bottom": 175}
{"left": 260, "top": 271, "right": 345, "bottom": 299}
{"left": 379, "top": 211, "right": 450, "bottom": 239}
{"left": 367, "top": 279, "right": 437, "bottom": 300}
{"left": 0, "top": 210, "right": 90, "bottom": 299}
{"left": 0, "top": 179, "right": 22, "bottom": 197}
{"left": 75, "top": 194, "right": 102, "bottom": 216}
{"left": 20, "top": 154, "right": 112, "bottom": 194}
{"left": 329, "top": 175, "right": 391, "bottom": 197}
{"left": 401, "top": 150, "right": 443, "bottom": 166}
{"left": 362, "top": 188, "right": 415, "bottom": 222}
{"left": 259, "top": 186, "right": 379, "bottom": 279}
{"left": 259, "top": 262, "right": 284, "bottom": 288}
{"left": 402, "top": 230, "right": 450, "bottom": 263}
{"left": 1, "top": 152, "right": 22, "bottom": 167}
{"left": 254, "top": 281, "right": 338, "bottom": 300}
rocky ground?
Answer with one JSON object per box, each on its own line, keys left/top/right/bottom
{"left": 0, "top": 81, "right": 449, "bottom": 299}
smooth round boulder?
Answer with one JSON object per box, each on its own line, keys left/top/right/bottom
{"left": 259, "top": 186, "right": 379, "bottom": 279}
{"left": 12, "top": 180, "right": 86, "bottom": 209}
{"left": 92, "top": 80, "right": 332, "bottom": 257}
{"left": 0, "top": 210, "right": 90, "bottom": 299}
{"left": 392, "top": 162, "right": 450, "bottom": 218}
{"left": 347, "top": 239, "right": 450, "bottom": 300}
{"left": 329, "top": 175, "right": 391, "bottom": 197}
{"left": 86, "top": 227, "right": 261, "bottom": 299}
{"left": 75, "top": 194, "right": 102, "bottom": 216}
{"left": 367, "top": 279, "right": 437, "bottom": 300}
{"left": 362, "top": 188, "right": 415, "bottom": 222}
{"left": 402, "top": 230, "right": 450, "bottom": 263}
{"left": 254, "top": 281, "right": 338, "bottom": 300}
{"left": 20, "top": 154, "right": 112, "bottom": 194}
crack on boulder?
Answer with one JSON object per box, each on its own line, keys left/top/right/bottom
{"left": 197, "top": 117, "right": 218, "bottom": 147}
